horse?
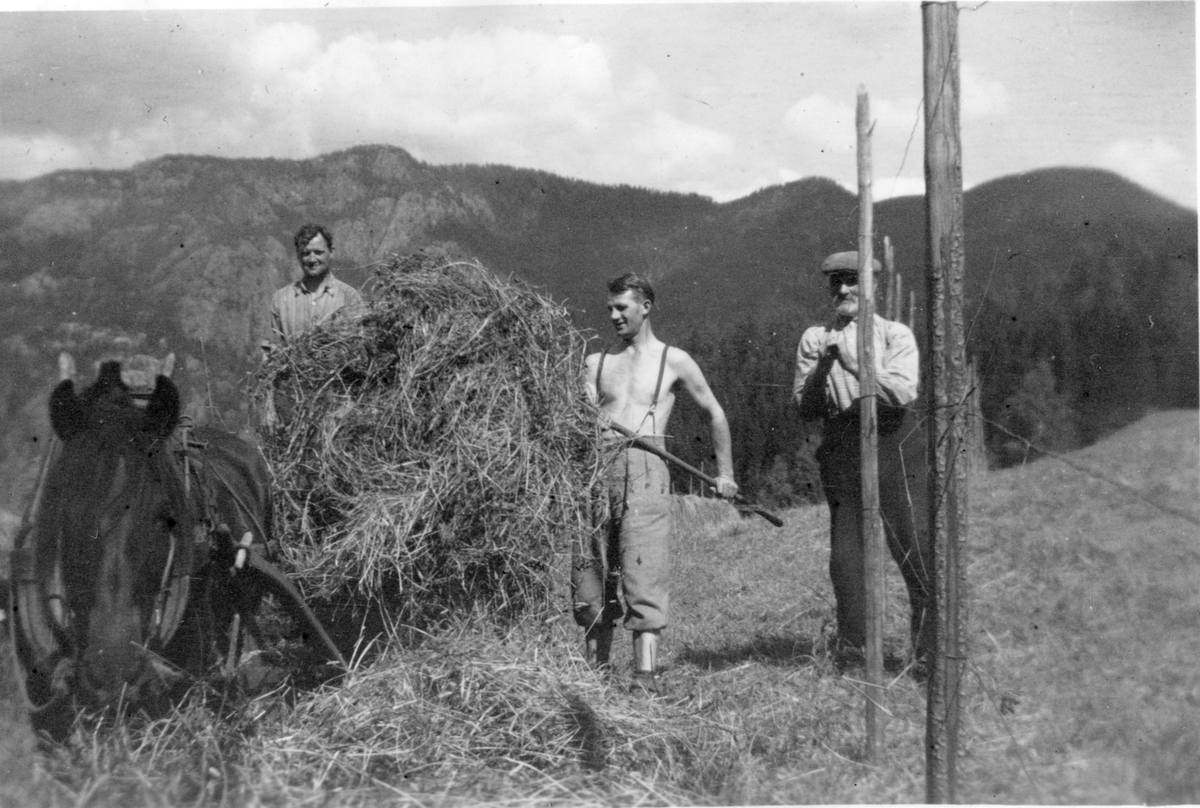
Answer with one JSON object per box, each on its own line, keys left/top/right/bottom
{"left": 8, "top": 359, "right": 343, "bottom": 732}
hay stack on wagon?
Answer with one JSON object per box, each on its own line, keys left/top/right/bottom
{"left": 254, "top": 250, "right": 611, "bottom": 623}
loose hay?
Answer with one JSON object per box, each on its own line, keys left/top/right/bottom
{"left": 253, "top": 251, "right": 612, "bottom": 623}
{"left": 244, "top": 624, "right": 723, "bottom": 803}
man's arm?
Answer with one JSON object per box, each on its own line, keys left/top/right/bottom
{"left": 582, "top": 352, "right": 601, "bottom": 406}
{"left": 328, "top": 281, "right": 368, "bottom": 321}
{"left": 823, "top": 320, "right": 918, "bottom": 407}
{"left": 794, "top": 327, "right": 835, "bottom": 421}
{"left": 875, "top": 321, "right": 919, "bottom": 407}
{"left": 673, "top": 350, "right": 738, "bottom": 498}
{"left": 266, "top": 294, "right": 287, "bottom": 351}
{"left": 342, "top": 284, "right": 368, "bottom": 317}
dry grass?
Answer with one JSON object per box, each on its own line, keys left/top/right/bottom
{"left": 252, "top": 251, "right": 614, "bottom": 624}
{"left": 953, "top": 408, "right": 1200, "bottom": 804}
{"left": 10, "top": 410, "right": 1199, "bottom": 806}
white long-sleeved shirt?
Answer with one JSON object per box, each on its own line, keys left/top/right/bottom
{"left": 793, "top": 314, "right": 919, "bottom": 415}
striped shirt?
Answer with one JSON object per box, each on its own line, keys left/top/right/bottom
{"left": 793, "top": 314, "right": 919, "bottom": 414}
{"left": 269, "top": 275, "right": 365, "bottom": 344}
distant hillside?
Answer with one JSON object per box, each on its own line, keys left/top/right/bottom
{"left": 0, "top": 146, "right": 1195, "bottom": 509}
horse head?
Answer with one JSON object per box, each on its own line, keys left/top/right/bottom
{"left": 42, "top": 361, "right": 198, "bottom": 708}
{"left": 15, "top": 357, "right": 344, "bottom": 727}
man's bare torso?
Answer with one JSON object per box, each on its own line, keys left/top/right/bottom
{"left": 588, "top": 342, "right": 677, "bottom": 438}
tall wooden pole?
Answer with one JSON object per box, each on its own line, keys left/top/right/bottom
{"left": 856, "top": 86, "right": 886, "bottom": 759}
{"left": 923, "top": 2, "right": 969, "bottom": 802}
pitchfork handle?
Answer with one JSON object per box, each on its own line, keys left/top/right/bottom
{"left": 605, "top": 422, "right": 784, "bottom": 528}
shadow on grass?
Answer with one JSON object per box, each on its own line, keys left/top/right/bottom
{"left": 564, "top": 692, "right": 610, "bottom": 772}
{"left": 678, "top": 632, "right": 916, "bottom": 677}
{"left": 677, "top": 631, "right": 820, "bottom": 670}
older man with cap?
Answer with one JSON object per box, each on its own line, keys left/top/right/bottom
{"left": 793, "top": 250, "right": 933, "bottom": 676}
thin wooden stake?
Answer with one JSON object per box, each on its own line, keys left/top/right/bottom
{"left": 856, "top": 85, "right": 886, "bottom": 760}
{"left": 884, "top": 236, "right": 897, "bottom": 322}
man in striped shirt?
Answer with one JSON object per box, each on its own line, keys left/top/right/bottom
{"left": 793, "top": 251, "right": 933, "bottom": 677}
{"left": 269, "top": 223, "right": 365, "bottom": 345}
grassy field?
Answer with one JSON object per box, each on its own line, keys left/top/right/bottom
{"left": 5, "top": 409, "right": 1198, "bottom": 806}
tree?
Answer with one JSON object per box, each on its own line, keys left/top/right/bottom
{"left": 995, "top": 359, "right": 1079, "bottom": 464}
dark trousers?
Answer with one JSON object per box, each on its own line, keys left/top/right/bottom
{"left": 817, "top": 404, "right": 935, "bottom": 660}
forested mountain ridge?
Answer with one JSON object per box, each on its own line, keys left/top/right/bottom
{"left": 0, "top": 145, "right": 1194, "bottom": 508}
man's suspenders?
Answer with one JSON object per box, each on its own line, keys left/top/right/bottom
{"left": 595, "top": 346, "right": 670, "bottom": 424}
{"left": 648, "top": 346, "right": 669, "bottom": 417}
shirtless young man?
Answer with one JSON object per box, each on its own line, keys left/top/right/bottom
{"left": 574, "top": 272, "right": 739, "bottom": 695}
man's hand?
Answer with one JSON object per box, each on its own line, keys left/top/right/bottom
{"left": 260, "top": 392, "right": 278, "bottom": 431}
{"left": 714, "top": 474, "right": 739, "bottom": 499}
{"left": 825, "top": 332, "right": 858, "bottom": 375}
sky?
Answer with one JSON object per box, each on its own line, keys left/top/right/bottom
{"left": 1, "top": 1, "right": 1195, "bottom": 209}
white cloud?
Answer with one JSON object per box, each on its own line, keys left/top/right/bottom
{"left": 784, "top": 93, "right": 919, "bottom": 144}
{"left": 207, "top": 22, "right": 737, "bottom": 193}
{"left": 875, "top": 175, "right": 925, "bottom": 201}
{"left": 781, "top": 92, "right": 924, "bottom": 200}
{"left": 0, "top": 4, "right": 1193, "bottom": 214}
{"left": 783, "top": 94, "right": 856, "bottom": 155}
{"left": 232, "top": 25, "right": 618, "bottom": 155}
{"left": 3, "top": 20, "right": 739, "bottom": 192}
{"left": 627, "top": 112, "right": 735, "bottom": 180}
{"left": 0, "top": 125, "right": 196, "bottom": 179}
{"left": 1098, "top": 138, "right": 1196, "bottom": 207}
{"left": 961, "top": 64, "right": 1009, "bottom": 119}
{"left": 0, "top": 135, "right": 90, "bottom": 179}
{"left": 246, "top": 22, "right": 323, "bottom": 77}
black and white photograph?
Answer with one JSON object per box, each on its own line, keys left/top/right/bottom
{"left": 0, "top": 1, "right": 1195, "bottom": 804}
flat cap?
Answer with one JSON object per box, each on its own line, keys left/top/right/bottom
{"left": 820, "top": 251, "right": 882, "bottom": 274}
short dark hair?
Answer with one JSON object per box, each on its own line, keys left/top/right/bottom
{"left": 607, "top": 272, "right": 655, "bottom": 305}
{"left": 294, "top": 223, "right": 334, "bottom": 254}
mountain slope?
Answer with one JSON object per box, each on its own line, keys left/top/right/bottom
{"left": 0, "top": 147, "right": 1194, "bottom": 508}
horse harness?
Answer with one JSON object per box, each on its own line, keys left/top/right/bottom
{"left": 8, "top": 418, "right": 267, "bottom": 711}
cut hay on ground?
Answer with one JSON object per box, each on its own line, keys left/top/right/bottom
{"left": 245, "top": 624, "right": 723, "bottom": 804}
{"left": 253, "top": 251, "right": 612, "bottom": 622}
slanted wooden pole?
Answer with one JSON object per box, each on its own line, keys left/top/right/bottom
{"left": 965, "top": 357, "right": 986, "bottom": 474}
{"left": 884, "top": 236, "right": 897, "bottom": 322}
{"left": 923, "top": 2, "right": 969, "bottom": 802}
{"left": 856, "top": 85, "right": 886, "bottom": 760}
